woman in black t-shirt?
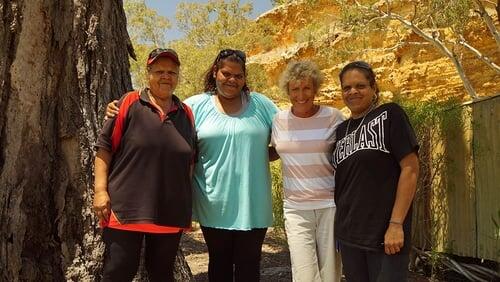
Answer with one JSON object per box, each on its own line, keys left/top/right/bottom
{"left": 332, "top": 61, "right": 419, "bottom": 281}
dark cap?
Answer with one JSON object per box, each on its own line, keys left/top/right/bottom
{"left": 147, "top": 48, "right": 180, "bottom": 66}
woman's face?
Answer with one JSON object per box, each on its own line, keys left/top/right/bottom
{"left": 148, "top": 57, "right": 179, "bottom": 99}
{"left": 341, "top": 69, "right": 377, "bottom": 118}
{"left": 214, "top": 60, "right": 245, "bottom": 99}
{"left": 288, "top": 77, "right": 316, "bottom": 114}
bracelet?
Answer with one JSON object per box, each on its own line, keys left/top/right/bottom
{"left": 389, "top": 220, "right": 403, "bottom": 225}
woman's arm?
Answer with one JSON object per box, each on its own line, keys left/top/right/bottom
{"left": 384, "top": 152, "right": 419, "bottom": 255}
{"left": 93, "top": 148, "right": 113, "bottom": 222}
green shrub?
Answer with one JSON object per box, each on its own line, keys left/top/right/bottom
{"left": 270, "top": 160, "right": 285, "bottom": 232}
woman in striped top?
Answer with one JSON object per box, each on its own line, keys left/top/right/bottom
{"left": 271, "top": 60, "right": 344, "bottom": 282}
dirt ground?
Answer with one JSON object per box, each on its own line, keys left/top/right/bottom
{"left": 181, "top": 227, "right": 430, "bottom": 282}
{"left": 181, "top": 227, "right": 291, "bottom": 281}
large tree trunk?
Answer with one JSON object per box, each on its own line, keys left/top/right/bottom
{"left": 0, "top": 0, "right": 191, "bottom": 281}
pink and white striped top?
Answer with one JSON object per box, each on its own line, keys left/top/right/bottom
{"left": 271, "top": 106, "right": 345, "bottom": 210}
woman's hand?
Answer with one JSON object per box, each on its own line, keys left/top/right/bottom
{"left": 93, "top": 190, "right": 111, "bottom": 222}
{"left": 384, "top": 222, "right": 404, "bottom": 255}
{"left": 105, "top": 100, "right": 120, "bottom": 120}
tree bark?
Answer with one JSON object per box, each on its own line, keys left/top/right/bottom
{"left": 0, "top": 0, "right": 191, "bottom": 281}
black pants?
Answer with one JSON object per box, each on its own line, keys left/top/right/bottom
{"left": 102, "top": 228, "right": 182, "bottom": 282}
{"left": 201, "top": 226, "right": 267, "bottom": 282}
{"left": 339, "top": 242, "right": 409, "bottom": 282}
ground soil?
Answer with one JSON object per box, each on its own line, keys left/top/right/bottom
{"left": 181, "top": 227, "right": 430, "bottom": 281}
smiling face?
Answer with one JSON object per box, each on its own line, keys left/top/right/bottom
{"left": 213, "top": 60, "right": 246, "bottom": 99}
{"left": 288, "top": 77, "right": 317, "bottom": 115}
{"left": 148, "top": 57, "right": 179, "bottom": 99}
{"left": 341, "top": 69, "right": 377, "bottom": 118}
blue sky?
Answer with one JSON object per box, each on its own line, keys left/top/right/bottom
{"left": 145, "top": 0, "right": 273, "bottom": 41}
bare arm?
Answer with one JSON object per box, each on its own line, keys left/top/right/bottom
{"left": 384, "top": 152, "right": 419, "bottom": 255}
{"left": 93, "top": 148, "right": 113, "bottom": 222}
{"left": 268, "top": 146, "right": 280, "bottom": 162}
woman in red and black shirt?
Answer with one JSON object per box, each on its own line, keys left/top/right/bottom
{"left": 93, "top": 48, "right": 195, "bottom": 282}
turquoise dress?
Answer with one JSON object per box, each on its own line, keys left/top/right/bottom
{"left": 184, "top": 92, "right": 278, "bottom": 230}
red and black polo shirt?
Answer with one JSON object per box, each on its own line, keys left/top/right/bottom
{"left": 95, "top": 89, "right": 196, "bottom": 229}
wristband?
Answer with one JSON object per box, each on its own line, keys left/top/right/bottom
{"left": 389, "top": 220, "right": 403, "bottom": 225}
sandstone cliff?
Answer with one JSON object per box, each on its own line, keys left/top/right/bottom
{"left": 248, "top": 0, "right": 500, "bottom": 109}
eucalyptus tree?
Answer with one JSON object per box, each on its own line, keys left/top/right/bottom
{"left": 0, "top": 0, "right": 190, "bottom": 280}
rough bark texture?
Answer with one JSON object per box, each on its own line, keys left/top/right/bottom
{"left": 0, "top": 0, "right": 191, "bottom": 281}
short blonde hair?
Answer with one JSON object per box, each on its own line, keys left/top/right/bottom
{"left": 279, "top": 60, "right": 324, "bottom": 94}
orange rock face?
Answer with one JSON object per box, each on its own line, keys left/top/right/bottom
{"left": 248, "top": 0, "right": 500, "bottom": 110}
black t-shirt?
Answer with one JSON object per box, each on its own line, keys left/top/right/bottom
{"left": 332, "top": 103, "right": 419, "bottom": 252}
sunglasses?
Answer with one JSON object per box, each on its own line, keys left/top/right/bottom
{"left": 349, "top": 61, "right": 373, "bottom": 71}
{"left": 216, "top": 49, "right": 246, "bottom": 63}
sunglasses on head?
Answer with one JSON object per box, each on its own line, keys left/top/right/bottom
{"left": 216, "top": 49, "right": 246, "bottom": 63}
{"left": 349, "top": 61, "right": 373, "bottom": 71}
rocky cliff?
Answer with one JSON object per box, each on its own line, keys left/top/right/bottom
{"left": 248, "top": 0, "right": 500, "bottom": 110}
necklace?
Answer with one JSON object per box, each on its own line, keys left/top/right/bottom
{"left": 345, "top": 103, "right": 375, "bottom": 137}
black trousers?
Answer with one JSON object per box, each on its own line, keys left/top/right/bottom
{"left": 201, "top": 226, "right": 267, "bottom": 282}
{"left": 339, "top": 242, "right": 409, "bottom": 282}
{"left": 101, "top": 228, "right": 182, "bottom": 282}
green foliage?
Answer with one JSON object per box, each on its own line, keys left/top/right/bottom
{"left": 337, "top": 0, "right": 369, "bottom": 29}
{"left": 171, "top": 0, "right": 260, "bottom": 99}
{"left": 270, "top": 161, "right": 285, "bottom": 231}
{"left": 272, "top": 0, "right": 320, "bottom": 6}
{"left": 176, "top": 0, "right": 252, "bottom": 48}
{"left": 424, "top": 0, "right": 473, "bottom": 33}
{"left": 125, "top": 0, "right": 170, "bottom": 45}
{"left": 271, "top": 0, "right": 288, "bottom": 5}
{"left": 125, "top": 0, "right": 279, "bottom": 100}
{"left": 246, "top": 63, "right": 269, "bottom": 93}
{"left": 169, "top": 41, "right": 219, "bottom": 99}
{"left": 294, "top": 21, "right": 329, "bottom": 43}
{"left": 397, "top": 97, "right": 472, "bottom": 275}
{"left": 124, "top": 0, "right": 171, "bottom": 88}
{"left": 398, "top": 97, "right": 463, "bottom": 144}
{"left": 240, "top": 18, "right": 280, "bottom": 52}
{"left": 335, "top": 0, "right": 475, "bottom": 41}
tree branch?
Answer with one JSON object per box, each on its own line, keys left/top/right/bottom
{"left": 359, "top": 4, "right": 478, "bottom": 100}
{"left": 473, "top": 0, "right": 500, "bottom": 51}
{"left": 456, "top": 35, "right": 500, "bottom": 73}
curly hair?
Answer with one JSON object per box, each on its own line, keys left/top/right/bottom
{"left": 279, "top": 60, "right": 324, "bottom": 94}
